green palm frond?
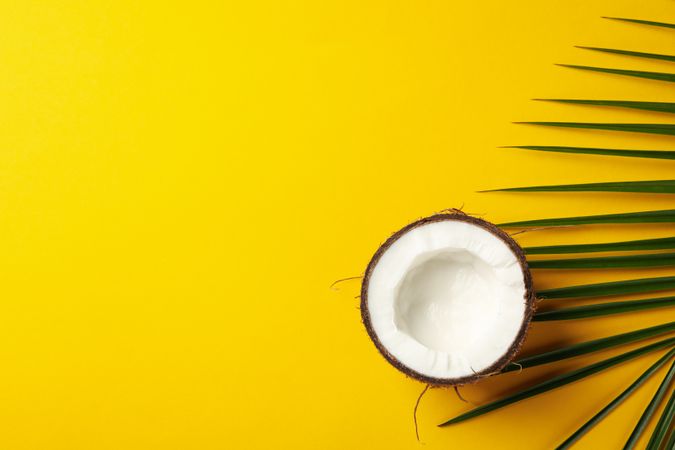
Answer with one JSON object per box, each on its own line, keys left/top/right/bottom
{"left": 535, "top": 99, "right": 675, "bottom": 114}
{"left": 504, "top": 146, "right": 675, "bottom": 160}
{"left": 537, "top": 276, "right": 675, "bottom": 300}
{"left": 438, "top": 338, "right": 675, "bottom": 427}
{"left": 556, "top": 349, "right": 675, "bottom": 449}
{"left": 515, "top": 121, "right": 675, "bottom": 136}
{"left": 575, "top": 47, "right": 675, "bottom": 63}
{"left": 528, "top": 252, "right": 675, "bottom": 269}
{"left": 533, "top": 297, "right": 675, "bottom": 321}
{"left": 603, "top": 17, "right": 675, "bottom": 29}
{"left": 557, "top": 64, "right": 675, "bottom": 83}
{"left": 663, "top": 418, "right": 675, "bottom": 450}
{"left": 624, "top": 359, "right": 675, "bottom": 449}
{"left": 499, "top": 209, "right": 675, "bottom": 227}
{"left": 437, "top": 12, "right": 675, "bottom": 445}
{"left": 502, "top": 322, "right": 675, "bottom": 372}
{"left": 663, "top": 416, "right": 675, "bottom": 450}
{"left": 646, "top": 389, "right": 675, "bottom": 449}
{"left": 485, "top": 180, "right": 675, "bottom": 194}
{"left": 525, "top": 236, "right": 675, "bottom": 254}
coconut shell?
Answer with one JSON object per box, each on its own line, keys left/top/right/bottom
{"left": 360, "top": 213, "right": 536, "bottom": 386}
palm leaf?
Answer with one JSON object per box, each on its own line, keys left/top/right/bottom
{"left": 435, "top": 9, "right": 675, "bottom": 442}
{"left": 646, "top": 389, "right": 675, "bottom": 449}
{"left": 525, "top": 236, "right": 675, "bottom": 255}
{"left": 557, "top": 64, "right": 675, "bottom": 83}
{"left": 528, "top": 252, "right": 675, "bottom": 269}
{"left": 576, "top": 47, "right": 675, "bottom": 63}
{"left": 485, "top": 180, "right": 675, "bottom": 194}
{"left": 556, "top": 348, "right": 675, "bottom": 449}
{"left": 664, "top": 421, "right": 675, "bottom": 450}
{"left": 438, "top": 337, "right": 675, "bottom": 427}
{"left": 665, "top": 429, "right": 675, "bottom": 450}
{"left": 533, "top": 296, "right": 675, "bottom": 321}
{"left": 504, "top": 146, "right": 675, "bottom": 161}
{"left": 502, "top": 322, "right": 675, "bottom": 372}
{"left": 535, "top": 99, "right": 675, "bottom": 113}
{"left": 516, "top": 121, "right": 675, "bottom": 136}
{"left": 603, "top": 17, "right": 675, "bottom": 30}
{"left": 498, "top": 209, "right": 675, "bottom": 227}
{"left": 537, "top": 276, "right": 675, "bottom": 300}
{"left": 624, "top": 358, "right": 675, "bottom": 449}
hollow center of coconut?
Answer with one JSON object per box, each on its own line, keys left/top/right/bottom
{"left": 363, "top": 216, "right": 531, "bottom": 383}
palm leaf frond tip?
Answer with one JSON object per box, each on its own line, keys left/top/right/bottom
{"left": 485, "top": 180, "right": 675, "bottom": 194}
{"left": 536, "top": 99, "right": 675, "bottom": 114}
{"left": 505, "top": 146, "right": 675, "bottom": 161}
{"left": 558, "top": 64, "right": 675, "bottom": 83}
{"left": 575, "top": 47, "right": 675, "bottom": 63}
{"left": 603, "top": 17, "right": 675, "bottom": 29}
{"left": 516, "top": 122, "right": 675, "bottom": 136}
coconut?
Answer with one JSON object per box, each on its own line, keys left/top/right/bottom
{"left": 361, "top": 213, "right": 535, "bottom": 385}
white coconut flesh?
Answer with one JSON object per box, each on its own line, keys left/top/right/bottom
{"left": 365, "top": 218, "right": 529, "bottom": 381}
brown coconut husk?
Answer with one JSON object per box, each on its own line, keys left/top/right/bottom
{"left": 360, "top": 213, "right": 536, "bottom": 386}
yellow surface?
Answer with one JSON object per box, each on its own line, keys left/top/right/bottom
{"left": 0, "top": 1, "right": 674, "bottom": 448}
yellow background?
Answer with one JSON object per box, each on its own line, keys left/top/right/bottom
{"left": 0, "top": 1, "right": 673, "bottom": 448}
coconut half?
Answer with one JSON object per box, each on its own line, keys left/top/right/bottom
{"left": 361, "top": 213, "right": 535, "bottom": 385}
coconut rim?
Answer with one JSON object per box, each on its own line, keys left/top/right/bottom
{"left": 360, "top": 213, "right": 536, "bottom": 386}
